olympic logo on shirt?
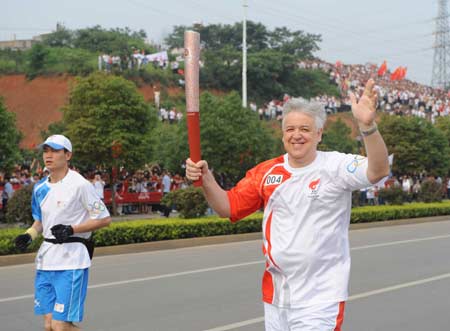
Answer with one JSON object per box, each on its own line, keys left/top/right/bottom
{"left": 307, "top": 178, "right": 320, "bottom": 200}
{"left": 89, "top": 201, "right": 106, "bottom": 215}
{"left": 346, "top": 156, "right": 367, "bottom": 174}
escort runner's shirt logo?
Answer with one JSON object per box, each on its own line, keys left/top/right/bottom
{"left": 307, "top": 178, "right": 320, "bottom": 199}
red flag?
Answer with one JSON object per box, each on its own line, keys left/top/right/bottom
{"left": 399, "top": 67, "right": 407, "bottom": 80}
{"left": 377, "top": 60, "right": 387, "bottom": 76}
{"left": 390, "top": 66, "right": 402, "bottom": 81}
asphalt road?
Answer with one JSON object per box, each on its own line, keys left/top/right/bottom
{"left": 1, "top": 219, "right": 450, "bottom": 331}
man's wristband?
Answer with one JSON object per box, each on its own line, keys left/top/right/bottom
{"left": 359, "top": 123, "right": 378, "bottom": 137}
{"left": 25, "top": 227, "right": 38, "bottom": 240}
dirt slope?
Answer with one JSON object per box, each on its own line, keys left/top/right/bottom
{"left": 0, "top": 74, "right": 357, "bottom": 149}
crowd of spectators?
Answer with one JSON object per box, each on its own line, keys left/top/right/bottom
{"left": 358, "top": 174, "right": 450, "bottom": 206}
{"left": 0, "top": 163, "right": 189, "bottom": 217}
{"left": 98, "top": 49, "right": 185, "bottom": 74}
{"left": 253, "top": 59, "right": 450, "bottom": 123}
{"left": 158, "top": 107, "right": 183, "bottom": 124}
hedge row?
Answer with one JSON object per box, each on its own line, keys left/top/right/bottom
{"left": 1, "top": 201, "right": 450, "bottom": 256}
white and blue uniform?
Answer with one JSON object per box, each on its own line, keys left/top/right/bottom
{"left": 32, "top": 169, "right": 109, "bottom": 322}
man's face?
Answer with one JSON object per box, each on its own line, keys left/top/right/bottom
{"left": 282, "top": 111, "right": 323, "bottom": 167}
{"left": 43, "top": 146, "right": 71, "bottom": 172}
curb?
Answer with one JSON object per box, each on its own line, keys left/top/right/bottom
{"left": 1, "top": 215, "right": 449, "bottom": 267}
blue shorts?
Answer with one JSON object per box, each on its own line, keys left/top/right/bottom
{"left": 34, "top": 269, "right": 89, "bottom": 322}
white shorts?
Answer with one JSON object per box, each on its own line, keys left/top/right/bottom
{"left": 264, "top": 301, "right": 345, "bottom": 331}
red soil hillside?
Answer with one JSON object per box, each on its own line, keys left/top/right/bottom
{"left": 0, "top": 74, "right": 360, "bottom": 150}
{"left": 0, "top": 75, "right": 184, "bottom": 149}
{"left": 0, "top": 75, "right": 71, "bottom": 149}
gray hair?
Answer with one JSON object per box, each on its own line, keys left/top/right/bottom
{"left": 282, "top": 98, "right": 327, "bottom": 130}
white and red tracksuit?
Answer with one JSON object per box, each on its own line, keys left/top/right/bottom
{"left": 227, "top": 151, "right": 372, "bottom": 329}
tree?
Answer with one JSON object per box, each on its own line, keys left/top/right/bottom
{"left": 150, "top": 92, "right": 278, "bottom": 187}
{"left": 201, "top": 48, "right": 338, "bottom": 103}
{"left": 150, "top": 121, "right": 188, "bottom": 174}
{"left": 268, "top": 27, "right": 321, "bottom": 58}
{"left": 63, "top": 72, "right": 157, "bottom": 170}
{"left": 0, "top": 97, "right": 22, "bottom": 173}
{"left": 379, "top": 115, "right": 450, "bottom": 176}
{"left": 72, "top": 26, "right": 152, "bottom": 57}
{"left": 200, "top": 46, "right": 241, "bottom": 92}
{"left": 26, "top": 43, "right": 49, "bottom": 79}
{"left": 435, "top": 116, "right": 450, "bottom": 148}
{"left": 198, "top": 92, "right": 278, "bottom": 186}
{"left": 62, "top": 72, "right": 158, "bottom": 213}
{"left": 42, "top": 23, "right": 74, "bottom": 48}
{"left": 164, "top": 21, "right": 320, "bottom": 57}
{"left": 319, "top": 118, "right": 358, "bottom": 154}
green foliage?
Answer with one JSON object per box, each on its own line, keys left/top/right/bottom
{"left": 139, "top": 65, "right": 178, "bottom": 86}
{"left": 435, "top": 116, "right": 450, "bottom": 150}
{"left": 42, "top": 24, "right": 74, "bottom": 48}
{"left": 319, "top": 118, "right": 358, "bottom": 153}
{"left": 25, "top": 45, "right": 97, "bottom": 78}
{"left": 379, "top": 115, "right": 450, "bottom": 177}
{"left": 161, "top": 187, "right": 208, "bottom": 218}
{"left": 62, "top": 72, "right": 158, "bottom": 170}
{"left": 91, "top": 216, "right": 262, "bottom": 247}
{"left": 0, "top": 59, "right": 17, "bottom": 74}
{"left": 26, "top": 43, "right": 49, "bottom": 79}
{"left": 0, "top": 49, "right": 26, "bottom": 74}
{"left": 285, "top": 69, "right": 340, "bottom": 99}
{"left": 43, "top": 24, "right": 151, "bottom": 56}
{"left": 41, "top": 121, "right": 66, "bottom": 141}
{"left": 5, "top": 184, "right": 34, "bottom": 225}
{"left": 168, "top": 21, "right": 331, "bottom": 102}
{"left": 151, "top": 122, "right": 188, "bottom": 173}
{"left": 73, "top": 26, "right": 151, "bottom": 56}
{"left": 268, "top": 27, "right": 321, "bottom": 58}
{"left": 150, "top": 92, "right": 278, "bottom": 185}
{"left": 0, "top": 227, "right": 43, "bottom": 255}
{"left": 165, "top": 21, "right": 321, "bottom": 56}
{"left": 199, "top": 92, "right": 278, "bottom": 184}
{"left": 350, "top": 202, "right": 450, "bottom": 223}
{"left": 418, "top": 179, "right": 443, "bottom": 203}
{"left": 0, "top": 97, "right": 22, "bottom": 172}
{"left": 200, "top": 48, "right": 338, "bottom": 102}
{"left": 200, "top": 46, "right": 241, "bottom": 91}
{"left": 378, "top": 187, "right": 408, "bottom": 205}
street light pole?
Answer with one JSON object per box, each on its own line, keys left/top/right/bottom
{"left": 242, "top": 0, "right": 248, "bottom": 108}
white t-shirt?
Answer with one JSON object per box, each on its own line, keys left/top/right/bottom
{"left": 32, "top": 170, "right": 110, "bottom": 270}
{"left": 93, "top": 180, "right": 105, "bottom": 199}
{"left": 227, "top": 151, "right": 372, "bottom": 308}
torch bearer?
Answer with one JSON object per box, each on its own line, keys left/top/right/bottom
{"left": 184, "top": 30, "right": 202, "bottom": 186}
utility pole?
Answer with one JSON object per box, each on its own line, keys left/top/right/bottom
{"left": 242, "top": 0, "right": 248, "bottom": 107}
{"left": 431, "top": 0, "right": 450, "bottom": 89}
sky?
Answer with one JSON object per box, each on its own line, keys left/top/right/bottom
{"left": 2, "top": 0, "right": 439, "bottom": 86}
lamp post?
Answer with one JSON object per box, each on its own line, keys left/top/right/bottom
{"left": 242, "top": 0, "right": 248, "bottom": 108}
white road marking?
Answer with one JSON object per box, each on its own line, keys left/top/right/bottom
{"left": 201, "top": 272, "right": 450, "bottom": 331}
{"left": 1, "top": 234, "right": 449, "bottom": 304}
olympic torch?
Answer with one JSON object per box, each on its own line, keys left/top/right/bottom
{"left": 184, "top": 30, "right": 202, "bottom": 186}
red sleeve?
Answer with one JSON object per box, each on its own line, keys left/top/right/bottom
{"left": 227, "top": 167, "right": 263, "bottom": 223}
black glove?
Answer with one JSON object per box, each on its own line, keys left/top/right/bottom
{"left": 51, "top": 224, "right": 74, "bottom": 243}
{"left": 14, "top": 233, "right": 32, "bottom": 251}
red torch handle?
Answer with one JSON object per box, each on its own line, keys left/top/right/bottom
{"left": 185, "top": 31, "right": 202, "bottom": 186}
